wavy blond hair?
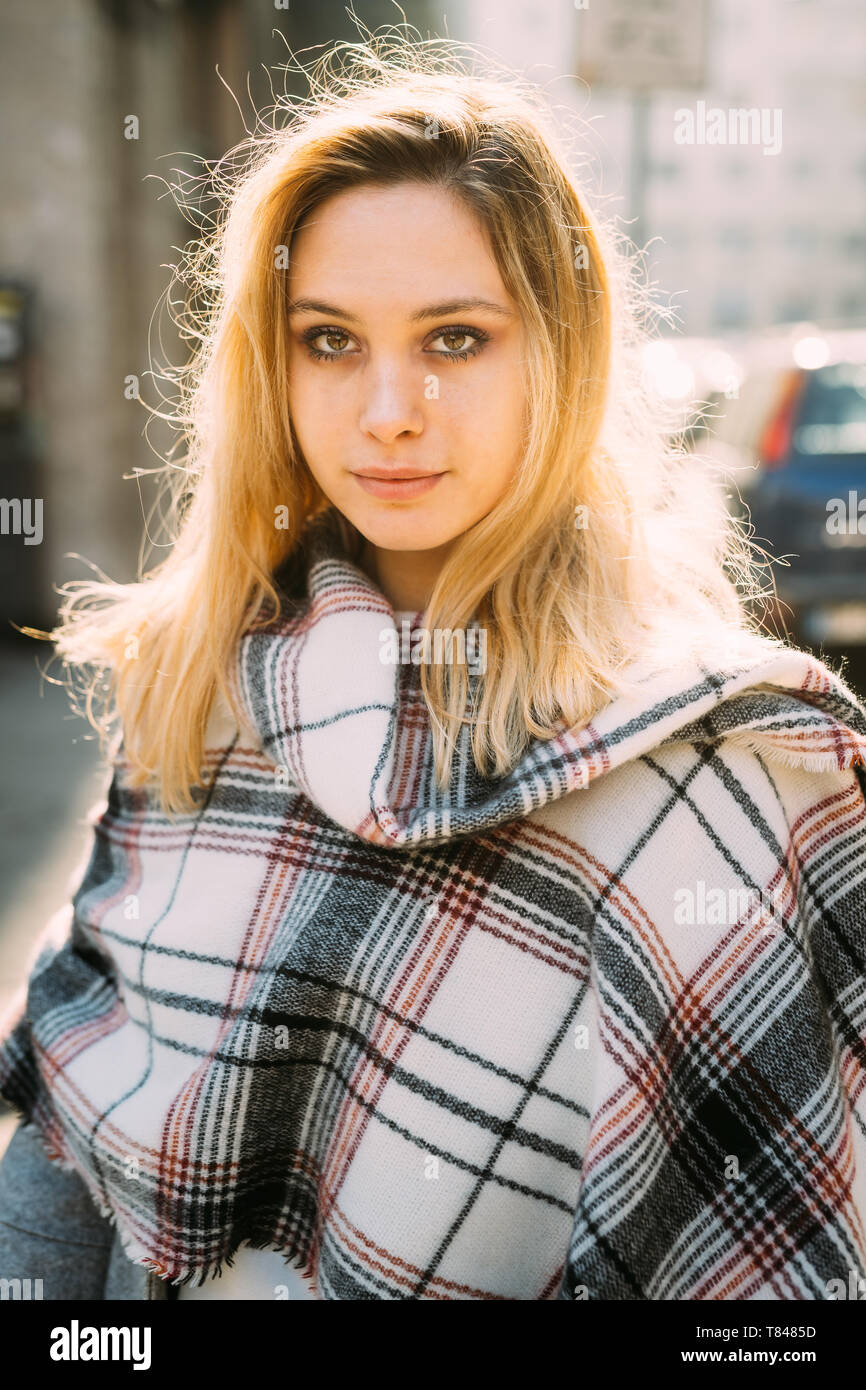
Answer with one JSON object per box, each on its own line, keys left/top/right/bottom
{"left": 25, "top": 30, "right": 773, "bottom": 817}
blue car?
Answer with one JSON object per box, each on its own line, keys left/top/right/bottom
{"left": 697, "top": 331, "right": 866, "bottom": 648}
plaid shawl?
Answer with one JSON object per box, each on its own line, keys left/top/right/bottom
{"left": 2, "top": 510, "right": 866, "bottom": 1300}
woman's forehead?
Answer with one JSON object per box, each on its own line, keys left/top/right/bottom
{"left": 287, "top": 183, "right": 509, "bottom": 311}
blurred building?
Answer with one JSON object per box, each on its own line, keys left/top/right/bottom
{"left": 2, "top": 0, "right": 866, "bottom": 1108}
{"left": 462, "top": 0, "right": 866, "bottom": 335}
{"left": 0, "top": 0, "right": 433, "bottom": 633}
{"left": 1, "top": 0, "right": 865, "bottom": 633}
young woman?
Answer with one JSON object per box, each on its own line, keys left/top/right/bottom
{"left": 2, "top": 37, "right": 866, "bottom": 1302}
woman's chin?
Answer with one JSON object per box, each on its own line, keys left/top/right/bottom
{"left": 345, "top": 507, "right": 463, "bottom": 554}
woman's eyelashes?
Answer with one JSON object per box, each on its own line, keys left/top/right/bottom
{"left": 424, "top": 326, "right": 490, "bottom": 361}
{"left": 302, "top": 326, "right": 358, "bottom": 361}
{"left": 299, "top": 324, "right": 490, "bottom": 363}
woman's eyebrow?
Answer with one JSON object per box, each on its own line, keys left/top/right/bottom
{"left": 407, "top": 297, "right": 516, "bottom": 321}
{"left": 286, "top": 298, "right": 361, "bottom": 321}
{"left": 285, "top": 296, "right": 515, "bottom": 322}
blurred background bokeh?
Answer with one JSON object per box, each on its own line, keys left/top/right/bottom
{"left": 2, "top": 0, "right": 865, "bottom": 1152}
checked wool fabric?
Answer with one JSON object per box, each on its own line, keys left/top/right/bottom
{"left": 2, "top": 510, "right": 866, "bottom": 1300}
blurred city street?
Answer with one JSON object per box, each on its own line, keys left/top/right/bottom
{"left": 2, "top": 0, "right": 866, "bottom": 1163}
{"left": 0, "top": 640, "right": 107, "bottom": 1157}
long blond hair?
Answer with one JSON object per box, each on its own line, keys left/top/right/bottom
{"left": 27, "top": 33, "right": 772, "bottom": 817}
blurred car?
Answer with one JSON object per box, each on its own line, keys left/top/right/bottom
{"left": 682, "top": 326, "right": 866, "bottom": 647}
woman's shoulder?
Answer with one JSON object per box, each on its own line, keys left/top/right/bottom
{"left": 533, "top": 630, "right": 866, "bottom": 869}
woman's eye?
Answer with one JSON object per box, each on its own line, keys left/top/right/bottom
{"left": 322, "top": 330, "right": 350, "bottom": 352}
{"left": 427, "top": 326, "right": 489, "bottom": 358}
{"left": 303, "top": 327, "right": 356, "bottom": 358}
{"left": 301, "top": 324, "right": 489, "bottom": 362}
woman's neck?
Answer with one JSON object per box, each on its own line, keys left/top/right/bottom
{"left": 359, "top": 536, "right": 455, "bottom": 613}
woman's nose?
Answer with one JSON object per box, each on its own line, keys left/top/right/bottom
{"left": 358, "top": 363, "right": 424, "bottom": 444}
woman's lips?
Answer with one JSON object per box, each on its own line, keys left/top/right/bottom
{"left": 352, "top": 472, "right": 446, "bottom": 500}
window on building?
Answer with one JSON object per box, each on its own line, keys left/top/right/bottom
{"left": 775, "top": 296, "right": 815, "bottom": 323}
{"left": 718, "top": 225, "right": 754, "bottom": 250}
{"left": 840, "top": 231, "right": 866, "bottom": 256}
{"left": 783, "top": 225, "right": 819, "bottom": 252}
{"left": 712, "top": 289, "right": 751, "bottom": 330}
{"left": 837, "top": 290, "right": 866, "bottom": 319}
{"left": 655, "top": 228, "right": 690, "bottom": 252}
{"left": 650, "top": 160, "right": 680, "bottom": 180}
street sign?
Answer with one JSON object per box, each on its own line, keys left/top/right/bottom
{"left": 576, "top": 0, "right": 709, "bottom": 91}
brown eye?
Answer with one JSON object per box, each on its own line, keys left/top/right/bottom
{"left": 303, "top": 326, "right": 358, "bottom": 361}
{"left": 426, "top": 326, "right": 489, "bottom": 358}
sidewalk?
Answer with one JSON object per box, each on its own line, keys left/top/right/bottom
{"left": 0, "top": 639, "right": 107, "bottom": 1158}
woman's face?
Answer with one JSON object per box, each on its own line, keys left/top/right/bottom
{"left": 286, "top": 182, "right": 527, "bottom": 562}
